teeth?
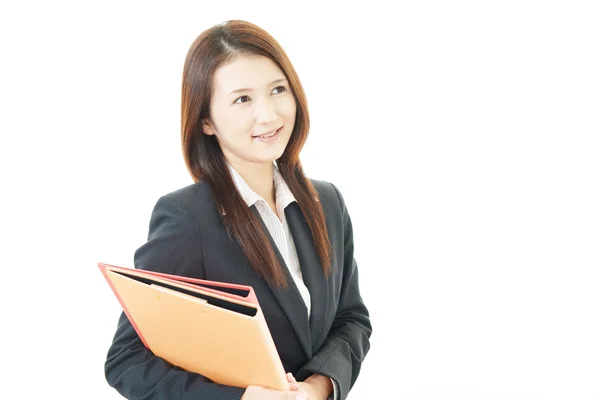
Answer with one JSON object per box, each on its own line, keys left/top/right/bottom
{"left": 256, "top": 129, "right": 277, "bottom": 138}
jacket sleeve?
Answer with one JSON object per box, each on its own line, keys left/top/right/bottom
{"left": 296, "top": 183, "right": 372, "bottom": 400}
{"left": 104, "top": 194, "right": 246, "bottom": 400}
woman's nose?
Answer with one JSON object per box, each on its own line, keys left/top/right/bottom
{"left": 255, "top": 98, "right": 278, "bottom": 124}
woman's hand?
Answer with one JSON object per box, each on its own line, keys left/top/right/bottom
{"left": 288, "top": 373, "right": 332, "bottom": 400}
{"left": 287, "top": 374, "right": 321, "bottom": 400}
{"left": 240, "top": 373, "right": 307, "bottom": 400}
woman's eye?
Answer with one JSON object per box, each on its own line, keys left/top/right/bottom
{"left": 234, "top": 86, "right": 286, "bottom": 104}
{"left": 234, "top": 95, "right": 251, "bottom": 104}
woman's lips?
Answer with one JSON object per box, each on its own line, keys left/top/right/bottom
{"left": 253, "top": 126, "right": 282, "bottom": 141}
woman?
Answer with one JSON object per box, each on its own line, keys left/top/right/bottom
{"left": 104, "top": 20, "right": 372, "bottom": 400}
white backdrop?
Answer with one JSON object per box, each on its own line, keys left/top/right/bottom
{"left": 1, "top": 1, "right": 599, "bottom": 399}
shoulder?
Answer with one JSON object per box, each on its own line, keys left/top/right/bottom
{"left": 309, "top": 178, "right": 347, "bottom": 216}
{"left": 151, "top": 179, "right": 217, "bottom": 218}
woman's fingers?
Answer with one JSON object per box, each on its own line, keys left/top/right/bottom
{"left": 242, "top": 384, "right": 305, "bottom": 400}
{"left": 286, "top": 373, "right": 301, "bottom": 393}
{"left": 287, "top": 372, "right": 299, "bottom": 391}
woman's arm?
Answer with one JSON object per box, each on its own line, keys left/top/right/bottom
{"left": 104, "top": 194, "right": 246, "bottom": 400}
{"left": 295, "top": 183, "right": 373, "bottom": 400}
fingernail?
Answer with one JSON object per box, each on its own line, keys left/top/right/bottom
{"left": 296, "top": 396, "right": 306, "bottom": 400}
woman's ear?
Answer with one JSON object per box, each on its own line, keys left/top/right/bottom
{"left": 202, "top": 118, "right": 216, "bottom": 136}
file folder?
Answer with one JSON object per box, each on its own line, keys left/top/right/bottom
{"left": 98, "top": 262, "right": 289, "bottom": 391}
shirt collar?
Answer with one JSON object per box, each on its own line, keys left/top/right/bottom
{"left": 226, "top": 161, "right": 297, "bottom": 215}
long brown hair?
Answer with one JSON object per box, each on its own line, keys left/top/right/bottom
{"left": 180, "top": 20, "right": 331, "bottom": 288}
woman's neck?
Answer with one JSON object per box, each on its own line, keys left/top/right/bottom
{"left": 229, "top": 159, "right": 275, "bottom": 204}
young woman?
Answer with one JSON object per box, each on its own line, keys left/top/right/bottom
{"left": 104, "top": 20, "right": 372, "bottom": 400}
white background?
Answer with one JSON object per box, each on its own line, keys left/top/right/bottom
{"left": 1, "top": 1, "right": 599, "bottom": 399}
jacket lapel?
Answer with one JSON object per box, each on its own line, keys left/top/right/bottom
{"left": 250, "top": 206, "right": 312, "bottom": 359}
{"left": 284, "top": 203, "right": 329, "bottom": 349}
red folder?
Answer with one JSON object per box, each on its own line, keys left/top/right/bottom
{"left": 98, "top": 262, "right": 289, "bottom": 390}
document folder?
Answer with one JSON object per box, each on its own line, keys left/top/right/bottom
{"left": 98, "top": 262, "right": 289, "bottom": 391}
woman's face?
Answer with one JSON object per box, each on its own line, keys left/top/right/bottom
{"left": 202, "top": 54, "right": 297, "bottom": 168}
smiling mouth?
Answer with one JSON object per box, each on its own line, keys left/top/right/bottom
{"left": 253, "top": 126, "right": 282, "bottom": 138}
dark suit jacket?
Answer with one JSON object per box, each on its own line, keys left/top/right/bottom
{"left": 105, "top": 178, "right": 372, "bottom": 400}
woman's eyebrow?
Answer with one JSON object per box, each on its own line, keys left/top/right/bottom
{"left": 228, "top": 78, "right": 288, "bottom": 95}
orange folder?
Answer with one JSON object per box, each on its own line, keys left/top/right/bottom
{"left": 98, "top": 262, "right": 289, "bottom": 391}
